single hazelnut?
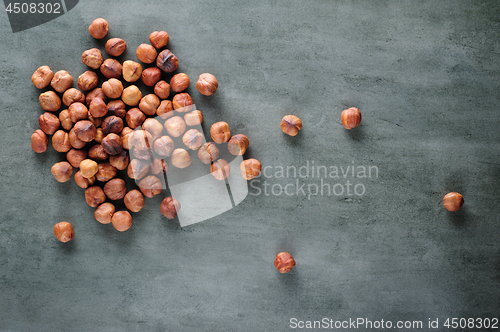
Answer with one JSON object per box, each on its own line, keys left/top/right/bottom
{"left": 126, "top": 108, "right": 146, "bottom": 129}
{"left": 59, "top": 109, "right": 73, "bottom": 130}
{"left": 198, "top": 142, "right": 219, "bottom": 164}
{"left": 88, "top": 18, "right": 109, "bottom": 39}
{"left": 171, "top": 148, "right": 191, "bottom": 168}
{"left": 73, "top": 120, "right": 97, "bottom": 142}
{"left": 139, "top": 94, "right": 160, "bottom": 116}
{"left": 124, "top": 190, "right": 145, "bottom": 213}
{"left": 80, "top": 159, "right": 99, "bottom": 178}
{"left": 172, "top": 93, "right": 193, "bottom": 112}
{"left": 39, "top": 91, "right": 61, "bottom": 112}
{"left": 154, "top": 80, "right": 170, "bottom": 99}
{"left": 443, "top": 192, "right": 464, "bottom": 212}
{"left": 107, "top": 100, "right": 126, "bottom": 118}
{"left": 160, "top": 197, "right": 180, "bottom": 219}
{"left": 211, "top": 159, "right": 230, "bottom": 180}
{"left": 94, "top": 128, "right": 104, "bottom": 144}
{"left": 133, "top": 148, "right": 151, "bottom": 161}
{"left": 142, "top": 118, "right": 163, "bottom": 139}
{"left": 141, "top": 67, "right": 162, "bottom": 86}
{"left": 31, "top": 129, "right": 48, "bottom": 153}
{"left": 121, "top": 127, "right": 134, "bottom": 150}
{"left": 51, "top": 161, "right": 73, "bottom": 182}
{"left": 105, "top": 38, "right": 127, "bottom": 56}
{"left": 69, "top": 127, "right": 86, "bottom": 149}
{"left": 87, "top": 111, "right": 102, "bottom": 128}
{"left": 182, "top": 129, "right": 204, "bottom": 150}
{"left": 122, "top": 60, "right": 143, "bottom": 82}
{"left": 156, "top": 49, "right": 178, "bottom": 73}
{"left": 38, "top": 112, "right": 60, "bottom": 135}
{"left": 74, "top": 170, "right": 95, "bottom": 189}
{"left": 102, "top": 78, "right": 124, "bottom": 99}
{"left": 132, "top": 130, "right": 154, "bottom": 150}
{"left": 95, "top": 162, "right": 117, "bottom": 182}
{"left": 32, "top": 65, "right": 53, "bottom": 89}
{"left": 109, "top": 150, "right": 129, "bottom": 170}
{"left": 101, "top": 115, "right": 124, "bottom": 135}
{"left": 150, "top": 158, "right": 168, "bottom": 175}
{"left": 50, "top": 70, "right": 73, "bottom": 93}
{"left": 85, "top": 186, "right": 106, "bottom": 207}
{"left": 68, "top": 102, "right": 88, "bottom": 123}
{"left": 94, "top": 202, "right": 115, "bottom": 224}
{"left": 100, "top": 58, "right": 122, "bottom": 79}
{"left": 153, "top": 136, "right": 175, "bottom": 157}
{"left": 81, "top": 48, "right": 103, "bottom": 69}
{"left": 86, "top": 88, "right": 107, "bottom": 106}
{"left": 122, "top": 85, "right": 142, "bottom": 106}
{"left": 156, "top": 100, "right": 174, "bottom": 119}
{"left": 52, "top": 130, "right": 72, "bottom": 152}
{"left": 184, "top": 110, "right": 203, "bottom": 126}
{"left": 89, "top": 97, "right": 108, "bottom": 118}
{"left": 127, "top": 159, "right": 149, "bottom": 180}
{"left": 77, "top": 71, "right": 98, "bottom": 91}
{"left": 170, "top": 73, "right": 190, "bottom": 93}
{"left": 54, "top": 222, "right": 74, "bottom": 243}
{"left": 280, "top": 115, "right": 302, "bottom": 136}
{"left": 104, "top": 178, "right": 126, "bottom": 200}
{"left": 138, "top": 175, "right": 163, "bottom": 198}
{"left": 274, "top": 252, "right": 296, "bottom": 273}
{"left": 228, "top": 134, "right": 250, "bottom": 155}
{"left": 112, "top": 211, "right": 133, "bottom": 232}
{"left": 66, "top": 148, "right": 88, "bottom": 168}
{"left": 149, "top": 31, "right": 169, "bottom": 49}
{"left": 88, "top": 144, "right": 109, "bottom": 161}
{"left": 196, "top": 73, "right": 218, "bottom": 96}
{"left": 210, "top": 121, "right": 231, "bottom": 143}
{"left": 164, "top": 116, "right": 186, "bottom": 137}
{"left": 102, "top": 133, "right": 123, "bottom": 155}
{"left": 136, "top": 43, "right": 157, "bottom": 64}
{"left": 240, "top": 159, "right": 262, "bottom": 180}
{"left": 341, "top": 107, "right": 362, "bottom": 129}
{"left": 62, "top": 88, "right": 85, "bottom": 106}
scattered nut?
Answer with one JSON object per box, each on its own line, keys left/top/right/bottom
{"left": 184, "top": 110, "right": 203, "bottom": 126}
{"left": 211, "top": 159, "right": 230, "bottom": 180}
{"left": 341, "top": 107, "right": 362, "bottom": 129}
{"left": 182, "top": 129, "right": 204, "bottom": 150}
{"left": 160, "top": 197, "right": 180, "bottom": 219}
{"left": 54, "top": 222, "right": 74, "bottom": 243}
{"left": 81, "top": 48, "right": 103, "bottom": 69}
{"left": 150, "top": 158, "right": 168, "bottom": 175}
{"left": 85, "top": 186, "right": 106, "bottom": 207}
{"left": 109, "top": 150, "right": 129, "bottom": 170}
{"left": 240, "top": 158, "right": 262, "bottom": 180}
{"left": 196, "top": 73, "right": 218, "bottom": 96}
{"left": 132, "top": 130, "right": 153, "bottom": 150}
{"left": 107, "top": 100, "right": 126, "bottom": 118}
{"left": 31, "top": 129, "right": 48, "bottom": 153}
{"left": 101, "top": 115, "right": 124, "bottom": 135}
{"left": 74, "top": 170, "right": 95, "bottom": 189}
{"left": 51, "top": 161, "right": 73, "bottom": 182}
{"left": 210, "top": 121, "right": 231, "bottom": 143}
{"left": 156, "top": 49, "right": 178, "bottom": 73}
{"left": 280, "top": 115, "right": 302, "bottom": 136}
{"left": 39, "top": 91, "right": 61, "bottom": 112}
{"left": 88, "top": 18, "right": 108, "bottom": 39}
{"left": 95, "top": 162, "right": 117, "bottom": 182}
{"left": 95, "top": 128, "right": 104, "bottom": 144}
{"left": 121, "top": 127, "right": 134, "bottom": 150}
{"left": 50, "top": 70, "right": 73, "bottom": 93}
{"left": 122, "top": 85, "right": 142, "bottom": 106}
{"left": 59, "top": 109, "right": 73, "bottom": 131}
{"left": 164, "top": 116, "right": 186, "bottom": 137}
{"left": 102, "top": 78, "right": 124, "bottom": 99}
{"left": 105, "top": 38, "right": 127, "bottom": 57}
{"left": 112, "top": 211, "right": 133, "bottom": 232}
{"left": 77, "top": 70, "right": 99, "bottom": 91}
{"left": 69, "top": 127, "right": 86, "bottom": 149}
{"left": 102, "top": 133, "right": 123, "bottom": 156}
{"left": 126, "top": 108, "right": 146, "bottom": 129}
{"left": 88, "top": 144, "right": 109, "bottom": 161}
{"left": 104, "top": 178, "right": 126, "bottom": 200}
{"left": 170, "top": 73, "right": 190, "bottom": 93}
{"left": 66, "top": 148, "right": 88, "bottom": 168}
{"left": 149, "top": 31, "right": 169, "bottom": 49}
{"left": 127, "top": 159, "right": 149, "bottom": 180}
{"left": 228, "top": 134, "right": 249, "bottom": 155}
{"left": 198, "top": 142, "right": 219, "bottom": 164}
{"left": 171, "top": 148, "right": 191, "bottom": 168}
{"left": 124, "top": 190, "right": 145, "bottom": 213}
{"left": 94, "top": 202, "right": 115, "bottom": 224}
{"left": 153, "top": 136, "right": 175, "bottom": 157}
{"left": 141, "top": 67, "right": 162, "bottom": 86}
{"left": 32, "top": 65, "right": 54, "bottom": 89}
{"left": 68, "top": 102, "right": 88, "bottom": 123}
{"left": 89, "top": 97, "right": 108, "bottom": 118}
{"left": 154, "top": 80, "right": 170, "bottom": 99}
{"left": 274, "top": 252, "right": 296, "bottom": 273}
{"left": 156, "top": 100, "right": 174, "bottom": 119}
{"left": 86, "top": 88, "right": 107, "bottom": 106}
{"left": 122, "top": 60, "right": 143, "bottom": 82}
{"left": 100, "top": 58, "right": 122, "bottom": 79}
{"left": 62, "top": 88, "right": 85, "bottom": 106}
{"left": 172, "top": 93, "right": 193, "bottom": 111}
{"left": 142, "top": 118, "right": 163, "bottom": 139}
{"left": 39, "top": 112, "right": 60, "bottom": 135}
{"left": 136, "top": 44, "right": 157, "bottom": 64}
{"left": 80, "top": 159, "right": 99, "bottom": 178}
{"left": 443, "top": 192, "right": 464, "bottom": 212}
{"left": 52, "top": 130, "right": 72, "bottom": 152}
{"left": 138, "top": 175, "right": 163, "bottom": 198}
{"left": 73, "top": 120, "right": 97, "bottom": 142}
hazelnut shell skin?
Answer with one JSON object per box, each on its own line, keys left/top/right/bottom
{"left": 112, "top": 211, "right": 133, "bottom": 232}
{"left": 105, "top": 38, "right": 127, "bottom": 57}
{"left": 62, "top": 88, "right": 86, "bottom": 107}
{"left": 51, "top": 70, "right": 73, "bottom": 93}
{"left": 228, "top": 134, "right": 249, "bottom": 156}
{"left": 210, "top": 121, "right": 231, "bottom": 144}
{"left": 141, "top": 67, "right": 162, "bottom": 87}
{"left": 136, "top": 43, "right": 158, "bottom": 64}
{"left": 51, "top": 161, "right": 73, "bottom": 182}
{"left": 280, "top": 115, "right": 302, "bottom": 136}
{"left": 52, "top": 130, "right": 72, "bottom": 153}
{"left": 39, "top": 91, "right": 61, "bottom": 112}
{"left": 81, "top": 48, "right": 104, "bottom": 69}
{"left": 160, "top": 197, "right": 181, "bottom": 219}
{"left": 122, "top": 85, "right": 143, "bottom": 106}
{"left": 54, "top": 222, "right": 74, "bottom": 243}
{"left": 31, "top": 130, "right": 48, "bottom": 153}
{"left": 156, "top": 49, "right": 179, "bottom": 73}
{"left": 85, "top": 186, "right": 106, "bottom": 208}
{"left": 341, "top": 107, "right": 362, "bottom": 130}
{"left": 104, "top": 178, "right": 127, "bottom": 200}
{"left": 172, "top": 93, "right": 193, "bottom": 112}
{"left": 39, "top": 112, "right": 60, "bottom": 135}
{"left": 240, "top": 158, "right": 262, "bottom": 180}
{"left": 74, "top": 170, "right": 95, "bottom": 189}
{"left": 73, "top": 120, "right": 97, "bottom": 142}
{"left": 96, "top": 162, "right": 118, "bottom": 182}
{"left": 274, "top": 252, "right": 296, "bottom": 273}
{"left": 124, "top": 190, "right": 145, "bottom": 213}
{"left": 154, "top": 80, "right": 171, "bottom": 100}
{"left": 88, "top": 18, "right": 109, "bottom": 39}
{"left": 443, "top": 192, "right": 464, "bottom": 212}
{"left": 102, "top": 133, "right": 123, "bottom": 156}
{"left": 170, "top": 73, "right": 190, "bottom": 93}
{"left": 32, "top": 66, "right": 54, "bottom": 89}
{"left": 77, "top": 71, "right": 99, "bottom": 91}
{"left": 100, "top": 58, "right": 122, "bottom": 79}
{"left": 126, "top": 108, "right": 146, "bottom": 129}
{"left": 196, "top": 73, "right": 218, "bottom": 96}
{"left": 94, "top": 202, "right": 115, "bottom": 224}
{"left": 149, "top": 31, "right": 169, "bottom": 49}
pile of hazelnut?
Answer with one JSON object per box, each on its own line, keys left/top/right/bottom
{"left": 30, "top": 18, "right": 262, "bottom": 242}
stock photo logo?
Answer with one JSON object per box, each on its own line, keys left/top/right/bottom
{"left": 5, "top": 0, "right": 79, "bottom": 33}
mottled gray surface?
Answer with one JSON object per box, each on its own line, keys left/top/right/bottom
{"left": 1, "top": 0, "right": 499, "bottom": 331}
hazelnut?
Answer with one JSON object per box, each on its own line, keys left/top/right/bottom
{"left": 142, "top": 118, "right": 163, "bottom": 139}
{"left": 136, "top": 44, "right": 157, "bottom": 64}
{"left": 100, "top": 58, "right": 122, "bottom": 79}
{"left": 122, "top": 60, "right": 143, "bottom": 82}
{"left": 156, "top": 49, "right": 178, "bottom": 73}
{"left": 150, "top": 158, "right": 168, "bottom": 175}
{"left": 211, "top": 159, "right": 230, "bottom": 180}
{"left": 62, "top": 88, "right": 85, "bottom": 106}
{"left": 69, "top": 127, "right": 86, "bottom": 149}
{"left": 59, "top": 109, "right": 73, "bottom": 131}
{"left": 109, "top": 150, "right": 129, "bottom": 170}
{"left": 66, "top": 148, "right": 88, "bottom": 168}
{"left": 341, "top": 107, "right": 362, "bottom": 129}
{"left": 228, "top": 134, "right": 249, "bottom": 155}
{"left": 121, "top": 128, "right": 134, "bottom": 150}
{"left": 126, "top": 108, "right": 146, "bottom": 129}
{"left": 153, "top": 136, "right": 175, "bottom": 157}
{"left": 104, "top": 178, "right": 126, "bottom": 200}
{"left": 443, "top": 192, "right": 464, "bottom": 212}
{"left": 170, "top": 73, "right": 190, "bottom": 93}
{"left": 133, "top": 148, "right": 151, "bottom": 161}
{"left": 101, "top": 133, "right": 123, "bottom": 155}
{"left": 122, "top": 85, "right": 142, "bottom": 106}
{"left": 210, "top": 121, "right": 231, "bottom": 143}
{"left": 88, "top": 144, "right": 109, "bottom": 161}
{"left": 53, "top": 222, "right": 74, "bottom": 243}
{"left": 139, "top": 94, "right": 160, "bottom": 116}
{"left": 85, "top": 186, "right": 106, "bottom": 208}
{"left": 94, "top": 203, "right": 115, "bottom": 224}
{"left": 141, "top": 67, "right": 162, "bottom": 86}
{"left": 73, "top": 120, "right": 97, "bottom": 142}
{"left": 88, "top": 18, "right": 108, "bottom": 39}
{"left": 68, "top": 102, "right": 88, "bottom": 123}
{"left": 112, "top": 211, "right": 133, "bottom": 232}
{"left": 172, "top": 93, "right": 193, "bottom": 112}
{"left": 52, "top": 130, "right": 72, "bottom": 152}
{"left": 280, "top": 115, "right": 302, "bottom": 136}
{"left": 51, "top": 161, "right": 73, "bottom": 182}
{"left": 160, "top": 197, "right": 180, "bottom": 219}
{"left": 127, "top": 159, "right": 149, "bottom": 180}
{"left": 39, "top": 112, "right": 60, "bottom": 135}
{"left": 86, "top": 88, "right": 107, "bottom": 106}
{"left": 198, "top": 142, "right": 219, "bottom": 164}
{"left": 132, "top": 130, "right": 154, "bottom": 150}
{"left": 182, "top": 129, "right": 204, "bottom": 150}
{"left": 196, "top": 73, "right": 218, "bottom": 96}
{"left": 39, "top": 91, "right": 61, "bottom": 112}
{"left": 80, "top": 159, "right": 99, "bottom": 178}
{"left": 94, "top": 128, "right": 104, "bottom": 144}
{"left": 102, "top": 78, "right": 124, "bottom": 99}
{"left": 123, "top": 190, "right": 145, "bottom": 213}
{"left": 138, "top": 175, "right": 163, "bottom": 198}
{"left": 274, "top": 252, "right": 296, "bottom": 273}
{"left": 149, "top": 31, "right": 169, "bottom": 49}
{"left": 32, "top": 65, "right": 53, "bottom": 89}
{"left": 171, "top": 148, "right": 191, "bottom": 168}
{"left": 81, "top": 48, "right": 103, "bottom": 69}
{"left": 31, "top": 129, "right": 48, "bottom": 153}
{"left": 101, "top": 115, "right": 124, "bottom": 135}
{"left": 107, "top": 100, "right": 126, "bottom": 118}
{"left": 105, "top": 38, "right": 127, "bottom": 57}
{"left": 164, "top": 116, "right": 186, "bottom": 137}
{"left": 154, "top": 80, "right": 170, "bottom": 99}
{"left": 77, "top": 71, "right": 98, "bottom": 91}
{"left": 184, "top": 110, "right": 203, "bottom": 126}
{"left": 156, "top": 100, "right": 174, "bottom": 119}
{"left": 95, "top": 162, "right": 117, "bottom": 182}
{"left": 87, "top": 111, "right": 102, "bottom": 128}
{"left": 50, "top": 70, "right": 73, "bottom": 93}
{"left": 74, "top": 170, "right": 95, "bottom": 189}
{"left": 89, "top": 97, "right": 108, "bottom": 118}
{"left": 240, "top": 159, "right": 262, "bottom": 180}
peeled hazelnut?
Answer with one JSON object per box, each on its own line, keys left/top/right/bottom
{"left": 73, "top": 120, "right": 96, "bottom": 142}
{"left": 86, "top": 88, "right": 107, "bottom": 106}
{"left": 139, "top": 94, "right": 160, "bottom": 116}
{"left": 77, "top": 71, "right": 98, "bottom": 91}
{"left": 443, "top": 192, "right": 464, "bottom": 212}
{"left": 274, "top": 252, "right": 296, "bottom": 273}
{"left": 154, "top": 80, "right": 170, "bottom": 99}
{"left": 39, "top": 112, "right": 60, "bottom": 135}
{"left": 141, "top": 67, "right": 162, "bottom": 86}
{"left": 54, "top": 222, "right": 74, "bottom": 243}
{"left": 228, "top": 134, "right": 249, "bottom": 155}
{"left": 104, "top": 178, "right": 126, "bottom": 200}
{"left": 82, "top": 48, "right": 103, "bottom": 69}
{"left": 198, "top": 142, "right": 219, "bottom": 164}
{"left": 112, "top": 211, "right": 133, "bottom": 232}
{"left": 154, "top": 136, "right": 175, "bottom": 157}
{"left": 156, "top": 49, "right": 178, "bottom": 73}
{"left": 59, "top": 109, "right": 73, "bottom": 131}
{"left": 85, "top": 186, "right": 106, "bottom": 207}
{"left": 240, "top": 158, "right": 262, "bottom": 180}
{"left": 107, "top": 100, "right": 126, "bottom": 118}
{"left": 31, "top": 130, "right": 48, "bottom": 153}
{"left": 210, "top": 121, "right": 231, "bottom": 143}
{"left": 89, "top": 97, "right": 108, "bottom": 118}
{"left": 196, "top": 73, "right": 218, "bottom": 96}
{"left": 160, "top": 197, "right": 180, "bottom": 219}
{"left": 32, "top": 65, "right": 53, "bottom": 89}
{"left": 211, "top": 159, "right": 230, "bottom": 180}
{"left": 69, "top": 127, "right": 86, "bottom": 149}
{"left": 52, "top": 130, "right": 72, "bottom": 152}
{"left": 341, "top": 107, "right": 362, "bottom": 129}
{"left": 74, "top": 170, "right": 95, "bottom": 189}
{"left": 182, "top": 129, "right": 204, "bottom": 150}
{"left": 105, "top": 38, "right": 127, "bottom": 56}
{"left": 109, "top": 150, "right": 129, "bottom": 170}
{"left": 125, "top": 108, "right": 146, "bottom": 129}
{"left": 102, "top": 133, "right": 123, "bottom": 155}
{"left": 51, "top": 161, "right": 73, "bottom": 182}
{"left": 170, "top": 73, "right": 190, "bottom": 93}
{"left": 88, "top": 18, "right": 108, "bottom": 39}
{"left": 80, "top": 159, "right": 99, "bottom": 178}
{"left": 39, "top": 91, "right": 61, "bottom": 112}
{"left": 50, "top": 70, "right": 73, "bottom": 93}
{"left": 88, "top": 144, "right": 109, "bottom": 161}
{"left": 138, "top": 175, "right": 163, "bottom": 198}
{"left": 280, "top": 115, "right": 302, "bottom": 136}
{"left": 150, "top": 158, "right": 168, "bottom": 175}
{"left": 122, "top": 85, "right": 142, "bottom": 106}
{"left": 100, "top": 59, "right": 122, "bottom": 79}
{"left": 142, "top": 118, "right": 163, "bottom": 139}
{"left": 62, "top": 88, "right": 85, "bottom": 106}
{"left": 122, "top": 60, "right": 143, "bottom": 82}
{"left": 94, "top": 203, "right": 115, "bottom": 224}
{"left": 149, "top": 31, "right": 169, "bottom": 49}
{"left": 124, "top": 190, "right": 145, "bottom": 213}
{"left": 68, "top": 102, "right": 88, "bottom": 123}
{"left": 127, "top": 159, "right": 149, "bottom": 180}
{"left": 101, "top": 116, "right": 124, "bottom": 136}
{"left": 102, "top": 78, "right": 123, "bottom": 99}
{"left": 171, "top": 148, "right": 191, "bottom": 168}
{"left": 121, "top": 127, "right": 134, "bottom": 150}
{"left": 172, "top": 93, "right": 193, "bottom": 112}
{"left": 132, "top": 130, "right": 154, "bottom": 151}
{"left": 136, "top": 44, "right": 157, "bottom": 64}
{"left": 66, "top": 148, "right": 88, "bottom": 168}
{"left": 95, "top": 128, "right": 104, "bottom": 144}
{"left": 184, "top": 110, "right": 203, "bottom": 126}
{"left": 156, "top": 100, "right": 173, "bottom": 119}
{"left": 96, "top": 162, "right": 117, "bottom": 182}
{"left": 164, "top": 116, "right": 186, "bottom": 137}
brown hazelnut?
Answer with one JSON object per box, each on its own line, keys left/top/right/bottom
{"left": 154, "top": 80, "right": 170, "bottom": 99}
{"left": 228, "top": 134, "right": 249, "bottom": 156}
{"left": 142, "top": 118, "right": 163, "bottom": 139}
{"left": 81, "top": 48, "right": 103, "bottom": 69}
{"left": 153, "top": 136, "right": 175, "bottom": 157}
{"left": 164, "top": 116, "right": 186, "bottom": 137}
{"left": 443, "top": 192, "right": 464, "bottom": 212}
{"left": 274, "top": 252, "right": 295, "bottom": 273}
{"left": 109, "top": 150, "right": 129, "bottom": 170}
{"left": 149, "top": 31, "right": 170, "bottom": 49}
{"left": 122, "top": 85, "right": 142, "bottom": 106}
{"left": 141, "top": 67, "right": 162, "bottom": 86}
{"left": 136, "top": 44, "right": 157, "bottom": 64}
{"left": 139, "top": 94, "right": 160, "bottom": 116}
{"left": 150, "top": 158, "right": 168, "bottom": 175}
{"left": 341, "top": 107, "right": 362, "bottom": 130}
{"left": 210, "top": 121, "right": 231, "bottom": 143}
{"left": 51, "top": 161, "right": 73, "bottom": 182}
{"left": 211, "top": 159, "right": 230, "bottom": 180}
{"left": 170, "top": 73, "right": 190, "bottom": 93}
{"left": 85, "top": 186, "right": 106, "bottom": 207}
{"left": 280, "top": 115, "right": 302, "bottom": 136}
{"left": 77, "top": 71, "right": 98, "bottom": 91}
{"left": 240, "top": 158, "right": 262, "bottom": 180}
{"left": 94, "top": 202, "right": 115, "bottom": 224}
{"left": 87, "top": 111, "right": 102, "bottom": 128}
{"left": 122, "top": 60, "right": 143, "bottom": 82}
{"left": 197, "top": 142, "right": 219, "bottom": 164}
{"left": 112, "top": 211, "right": 133, "bottom": 232}
{"left": 88, "top": 144, "right": 109, "bottom": 161}
{"left": 124, "top": 190, "right": 145, "bottom": 213}
{"left": 68, "top": 102, "right": 88, "bottom": 123}
{"left": 54, "top": 222, "right": 74, "bottom": 243}
{"left": 89, "top": 97, "right": 108, "bottom": 118}
{"left": 94, "top": 128, "right": 104, "bottom": 144}
{"left": 107, "top": 100, "right": 126, "bottom": 118}
{"left": 96, "top": 162, "right": 117, "bottom": 182}
{"left": 102, "top": 78, "right": 123, "bottom": 99}
{"left": 156, "top": 100, "right": 174, "bottom": 119}
{"left": 121, "top": 127, "right": 134, "bottom": 150}
{"left": 62, "top": 88, "right": 85, "bottom": 106}
{"left": 52, "top": 130, "right": 72, "bottom": 152}
{"left": 73, "top": 120, "right": 96, "bottom": 142}
{"left": 184, "top": 110, "right": 203, "bottom": 126}
{"left": 31, "top": 129, "right": 48, "bottom": 153}
{"left": 38, "top": 112, "right": 60, "bottom": 135}
{"left": 66, "top": 148, "right": 88, "bottom": 168}
{"left": 105, "top": 38, "right": 127, "bottom": 57}
{"left": 100, "top": 58, "right": 122, "bottom": 79}
{"left": 156, "top": 49, "right": 178, "bottom": 73}
{"left": 172, "top": 93, "right": 193, "bottom": 112}
{"left": 196, "top": 73, "right": 218, "bottom": 96}
{"left": 104, "top": 178, "right": 126, "bottom": 200}
{"left": 101, "top": 133, "right": 123, "bottom": 155}
{"left": 32, "top": 65, "right": 53, "bottom": 89}
{"left": 182, "top": 129, "right": 204, "bottom": 150}
{"left": 138, "top": 175, "right": 163, "bottom": 198}
{"left": 101, "top": 116, "right": 124, "bottom": 135}
{"left": 171, "top": 148, "right": 191, "bottom": 168}
{"left": 59, "top": 109, "right": 73, "bottom": 131}
{"left": 80, "top": 159, "right": 99, "bottom": 178}
{"left": 50, "top": 70, "right": 73, "bottom": 93}
{"left": 39, "top": 91, "right": 61, "bottom": 112}
{"left": 160, "top": 197, "right": 180, "bottom": 219}
{"left": 132, "top": 130, "right": 154, "bottom": 151}
{"left": 88, "top": 18, "right": 108, "bottom": 39}
{"left": 133, "top": 148, "right": 151, "bottom": 161}
{"left": 86, "top": 88, "right": 107, "bottom": 106}
{"left": 127, "top": 159, "right": 149, "bottom": 180}
{"left": 74, "top": 170, "right": 95, "bottom": 189}
{"left": 126, "top": 108, "right": 146, "bottom": 129}
{"left": 69, "top": 127, "right": 86, "bottom": 149}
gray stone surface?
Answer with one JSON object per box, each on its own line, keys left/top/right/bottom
{"left": 1, "top": 0, "right": 499, "bottom": 331}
